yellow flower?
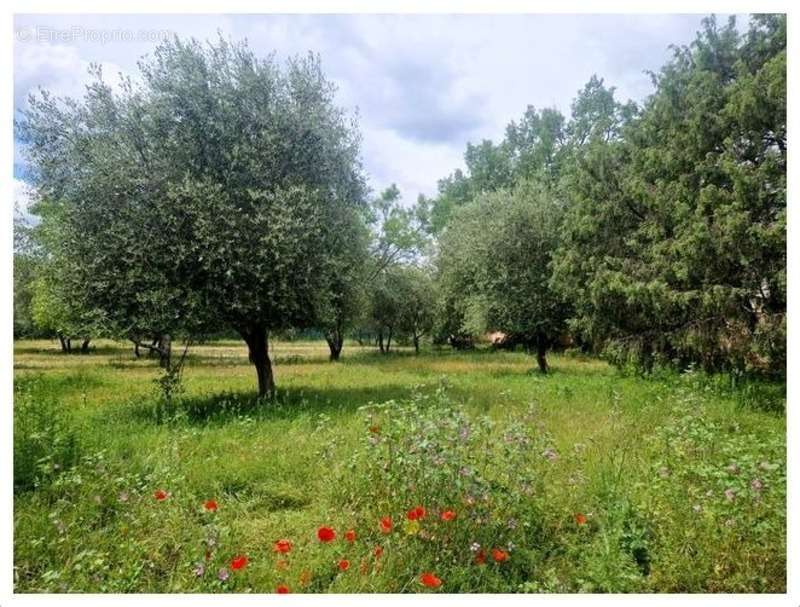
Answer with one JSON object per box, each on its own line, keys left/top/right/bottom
{"left": 404, "top": 519, "right": 420, "bottom": 535}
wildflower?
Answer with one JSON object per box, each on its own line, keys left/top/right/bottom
{"left": 274, "top": 539, "right": 293, "bottom": 554}
{"left": 338, "top": 559, "right": 350, "bottom": 571}
{"left": 492, "top": 548, "right": 509, "bottom": 563}
{"left": 345, "top": 529, "right": 357, "bottom": 543}
{"left": 726, "top": 463, "right": 740, "bottom": 475}
{"left": 153, "top": 489, "right": 169, "bottom": 501}
{"left": 369, "top": 425, "right": 381, "bottom": 434}
{"left": 506, "top": 518, "right": 518, "bottom": 530}
{"left": 474, "top": 549, "right": 486, "bottom": 565}
{"left": 470, "top": 542, "right": 481, "bottom": 553}
{"left": 231, "top": 555, "right": 249, "bottom": 570}
{"left": 574, "top": 513, "right": 588, "bottom": 526}
{"left": 204, "top": 499, "right": 218, "bottom": 512}
{"left": 404, "top": 519, "right": 421, "bottom": 535}
{"left": 420, "top": 572, "right": 442, "bottom": 588}
{"left": 317, "top": 526, "right": 336, "bottom": 542}
{"left": 379, "top": 516, "right": 393, "bottom": 534}
{"left": 692, "top": 504, "right": 702, "bottom": 513}
{"left": 276, "top": 584, "right": 290, "bottom": 594}
{"left": 374, "top": 545, "right": 384, "bottom": 558}
{"left": 276, "top": 560, "right": 289, "bottom": 571}
{"left": 407, "top": 505, "right": 426, "bottom": 521}
{"left": 542, "top": 448, "right": 558, "bottom": 461}
{"left": 658, "top": 466, "right": 670, "bottom": 478}
{"left": 724, "top": 488, "right": 736, "bottom": 502}
{"left": 192, "top": 562, "right": 205, "bottom": 577}
{"left": 441, "top": 510, "right": 457, "bottom": 522}
{"left": 118, "top": 491, "right": 129, "bottom": 503}
{"left": 217, "top": 567, "right": 230, "bottom": 582}
{"left": 299, "top": 570, "right": 312, "bottom": 586}
{"left": 751, "top": 478, "right": 764, "bottom": 492}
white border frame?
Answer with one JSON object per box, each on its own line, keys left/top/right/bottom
{"left": 3, "top": 2, "right": 795, "bottom": 606}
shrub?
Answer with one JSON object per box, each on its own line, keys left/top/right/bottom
{"left": 14, "top": 377, "right": 80, "bottom": 493}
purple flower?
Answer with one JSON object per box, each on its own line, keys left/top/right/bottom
{"left": 724, "top": 488, "right": 736, "bottom": 501}
{"left": 726, "top": 463, "right": 740, "bottom": 475}
{"left": 193, "top": 562, "right": 205, "bottom": 577}
{"left": 751, "top": 478, "right": 764, "bottom": 492}
{"left": 217, "top": 567, "right": 229, "bottom": 582}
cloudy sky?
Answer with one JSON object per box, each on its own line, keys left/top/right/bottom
{"left": 13, "top": 13, "right": 741, "bottom": 211}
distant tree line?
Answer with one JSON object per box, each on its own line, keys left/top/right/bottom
{"left": 13, "top": 14, "right": 785, "bottom": 397}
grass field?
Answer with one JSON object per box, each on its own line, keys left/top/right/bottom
{"left": 13, "top": 339, "right": 786, "bottom": 593}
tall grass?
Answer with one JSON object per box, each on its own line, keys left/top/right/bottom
{"left": 13, "top": 339, "right": 785, "bottom": 593}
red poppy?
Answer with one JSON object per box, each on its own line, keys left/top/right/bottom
{"left": 379, "top": 516, "right": 393, "bottom": 534}
{"left": 338, "top": 559, "right": 350, "bottom": 571}
{"left": 274, "top": 539, "right": 293, "bottom": 554}
{"left": 203, "top": 499, "right": 218, "bottom": 512}
{"left": 574, "top": 513, "right": 588, "bottom": 526}
{"left": 153, "top": 489, "right": 168, "bottom": 501}
{"left": 374, "top": 545, "right": 384, "bottom": 558}
{"left": 230, "top": 555, "right": 249, "bottom": 570}
{"left": 492, "top": 548, "right": 509, "bottom": 563}
{"left": 276, "top": 585, "right": 290, "bottom": 594}
{"left": 317, "top": 526, "right": 336, "bottom": 542}
{"left": 345, "top": 529, "right": 357, "bottom": 543}
{"left": 474, "top": 549, "right": 486, "bottom": 565}
{"left": 407, "top": 505, "right": 426, "bottom": 521}
{"left": 420, "top": 572, "right": 442, "bottom": 588}
{"left": 440, "top": 510, "right": 457, "bottom": 521}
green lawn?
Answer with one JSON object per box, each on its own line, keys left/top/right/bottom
{"left": 13, "top": 339, "right": 786, "bottom": 593}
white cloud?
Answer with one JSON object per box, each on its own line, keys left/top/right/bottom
{"left": 13, "top": 178, "right": 38, "bottom": 225}
{"left": 13, "top": 13, "right": 735, "bottom": 203}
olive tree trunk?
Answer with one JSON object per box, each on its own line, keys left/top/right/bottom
{"left": 240, "top": 324, "right": 275, "bottom": 398}
{"left": 325, "top": 329, "right": 344, "bottom": 361}
{"left": 158, "top": 334, "right": 172, "bottom": 369}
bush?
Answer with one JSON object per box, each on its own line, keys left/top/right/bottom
{"left": 14, "top": 377, "right": 80, "bottom": 493}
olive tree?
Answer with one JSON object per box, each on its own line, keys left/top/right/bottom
{"left": 437, "top": 182, "right": 570, "bottom": 372}
{"left": 18, "top": 36, "right": 367, "bottom": 396}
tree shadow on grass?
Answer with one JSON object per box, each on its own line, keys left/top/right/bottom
{"left": 124, "top": 382, "right": 423, "bottom": 427}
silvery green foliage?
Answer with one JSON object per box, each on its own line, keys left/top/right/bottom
{"left": 437, "top": 181, "right": 570, "bottom": 368}
{"left": 18, "top": 36, "right": 368, "bottom": 355}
